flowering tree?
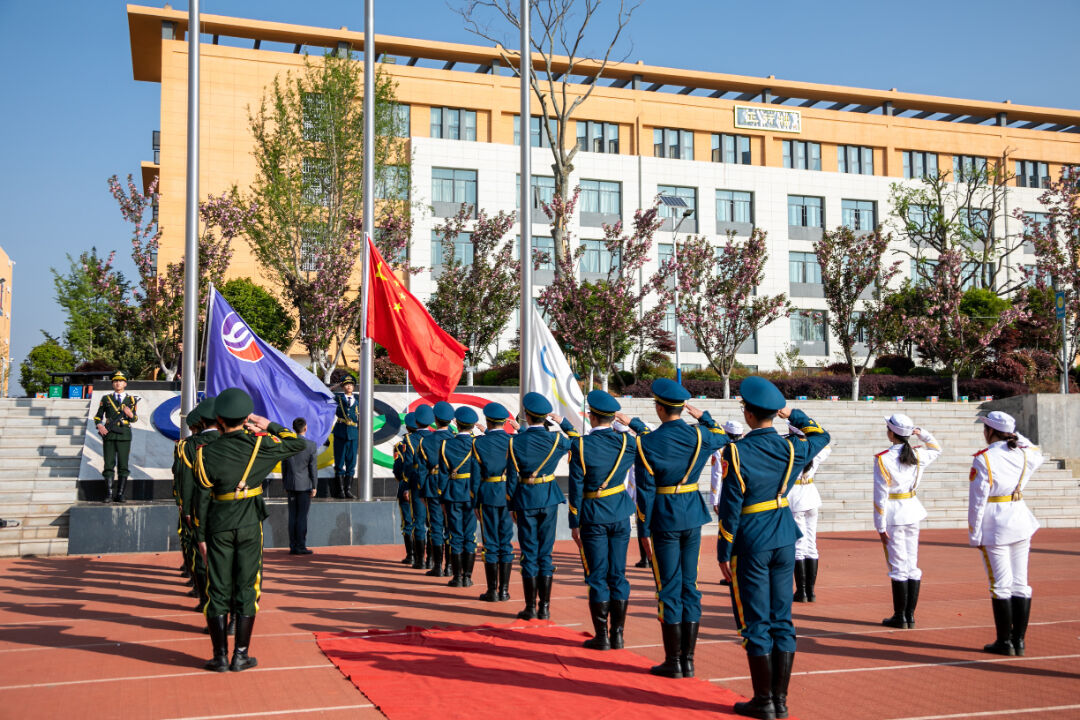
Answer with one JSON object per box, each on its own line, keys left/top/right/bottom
{"left": 815, "top": 226, "right": 900, "bottom": 399}
{"left": 904, "top": 249, "right": 1026, "bottom": 400}
{"left": 425, "top": 205, "right": 518, "bottom": 384}
{"left": 655, "top": 229, "right": 788, "bottom": 399}
{"left": 51, "top": 248, "right": 130, "bottom": 365}
{"left": 538, "top": 193, "right": 668, "bottom": 391}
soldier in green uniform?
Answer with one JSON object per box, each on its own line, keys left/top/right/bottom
{"left": 194, "top": 388, "right": 307, "bottom": 672}
{"left": 173, "top": 409, "right": 202, "bottom": 596}
{"left": 178, "top": 397, "right": 221, "bottom": 620}
{"left": 93, "top": 371, "right": 139, "bottom": 502}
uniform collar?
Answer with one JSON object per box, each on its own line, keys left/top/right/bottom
{"left": 746, "top": 426, "right": 778, "bottom": 437}
{"left": 485, "top": 428, "right": 506, "bottom": 435}
{"left": 200, "top": 428, "right": 219, "bottom": 435}
{"left": 456, "top": 432, "right": 471, "bottom": 438}
{"left": 588, "top": 426, "right": 615, "bottom": 435}
{"left": 526, "top": 424, "right": 548, "bottom": 432}
{"left": 660, "top": 418, "right": 687, "bottom": 428}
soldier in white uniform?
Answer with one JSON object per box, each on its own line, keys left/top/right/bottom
{"left": 873, "top": 414, "right": 941, "bottom": 629}
{"left": 788, "top": 432, "right": 831, "bottom": 602}
{"left": 709, "top": 421, "right": 743, "bottom": 587}
{"left": 969, "top": 410, "right": 1043, "bottom": 657}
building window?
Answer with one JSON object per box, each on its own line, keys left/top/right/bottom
{"left": 953, "top": 155, "right": 987, "bottom": 183}
{"left": 577, "top": 121, "right": 619, "bottom": 154}
{"left": 788, "top": 195, "right": 823, "bottom": 228}
{"left": 713, "top": 133, "right": 752, "bottom": 164}
{"left": 1016, "top": 160, "right": 1050, "bottom": 189}
{"left": 653, "top": 128, "right": 693, "bottom": 160}
{"left": 838, "top": 145, "right": 874, "bottom": 175}
{"left": 841, "top": 199, "right": 876, "bottom": 231}
{"left": 514, "top": 115, "right": 554, "bottom": 147}
{"left": 431, "top": 231, "right": 474, "bottom": 267}
{"left": 389, "top": 103, "right": 410, "bottom": 137}
{"left": 301, "top": 93, "right": 327, "bottom": 142}
{"left": 1023, "top": 212, "right": 1049, "bottom": 253}
{"left": 375, "top": 166, "right": 410, "bottom": 201}
{"left": 430, "top": 107, "right": 477, "bottom": 141}
{"left": 657, "top": 185, "right": 697, "bottom": 227}
{"left": 432, "top": 167, "right": 477, "bottom": 206}
{"left": 961, "top": 207, "right": 992, "bottom": 238}
{"left": 716, "top": 190, "right": 753, "bottom": 224}
{"left": 532, "top": 236, "right": 555, "bottom": 270}
{"left": 903, "top": 150, "right": 938, "bottom": 180}
{"left": 581, "top": 239, "right": 617, "bottom": 274}
{"left": 790, "top": 310, "right": 827, "bottom": 349}
{"left": 301, "top": 157, "right": 331, "bottom": 206}
{"left": 782, "top": 140, "right": 821, "bottom": 170}
{"left": 300, "top": 223, "right": 326, "bottom": 272}
{"left": 516, "top": 175, "right": 556, "bottom": 209}
{"left": 789, "top": 252, "right": 822, "bottom": 285}
{"left": 580, "top": 180, "right": 621, "bottom": 215}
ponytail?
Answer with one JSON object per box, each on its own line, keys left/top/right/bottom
{"left": 990, "top": 430, "right": 1019, "bottom": 450}
{"left": 897, "top": 437, "right": 918, "bottom": 467}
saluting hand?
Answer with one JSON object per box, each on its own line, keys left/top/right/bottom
{"left": 777, "top": 407, "right": 792, "bottom": 420}
{"left": 246, "top": 414, "right": 271, "bottom": 432}
{"left": 614, "top": 411, "right": 632, "bottom": 427}
{"left": 684, "top": 402, "right": 703, "bottom": 420}
{"left": 548, "top": 413, "right": 563, "bottom": 426}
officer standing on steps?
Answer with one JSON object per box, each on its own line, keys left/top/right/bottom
{"left": 568, "top": 390, "right": 637, "bottom": 651}
{"left": 94, "top": 370, "right": 139, "bottom": 503}
{"left": 631, "top": 378, "right": 730, "bottom": 680}
{"left": 194, "top": 388, "right": 307, "bottom": 673}
{"left": 332, "top": 376, "right": 359, "bottom": 499}
{"left": 715, "top": 376, "right": 831, "bottom": 720}
{"left": 393, "top": 413, "right": 419, "bottom": 566}
{"left": 439, "top": 406, "right": 482, "bottom": 588}
{"left": 473, "top": 402, "right": 516, "bottom": 602}
{"left": 418, "top": 401, "right": 456, "bottom": 578}
{"left": 507, "top": 392, "right": 578, "bottom": 620}
{"left": 409, "top": 405, "right": 435, "bottom": 569}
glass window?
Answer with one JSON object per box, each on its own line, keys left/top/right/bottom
{"left": 953, "top": 155, "right": 988, "bottom": 183}
{"left": 577, "top": 121, "right": 619, "bottom": 154}
{"left": 712, "top": 133, "right": 752, "bottom": 164}
{"left": 375, "top": 165, "right": 409, "bottom": 201}
{"left": 1015, "top": 160, "right": 1050, "bottom": 189}
{"left": 903, "top": 150, "right": 938, "bottom": 180}
{"left": 789, "top": 252, "right": 822, "bottom": 285}
{"left": 716, "top": 190, "right": 753, "bottom": 224}
{"left": 301, "top": 157, "right": 331, "bottom": 206}
{"left": 515, "top": 175, "right": 556, "bottom": 209}
{"left": 653, "top": 128, "right": 693, "bottom": 160}
{"left": 389, "top": 103, "right": 410, "bottom": 137}
{"left": 790, "top": 310, "right": 827, "bottom": 343}
{"left": 581, "top": 239, "right": 616, "bottom": 274}
{"left": 430, "top": 107, "right": 442, "bottom": 138}
{"left": 657, "top": 185, "right": 697, "bottom": 223}
{"left": 841, "top": 199, "right": 876, "bottom": 231}
{"left": 782, "top": 140, "right": 821, "bottom": 170}
{"left": 580, "top": 180, "right": 621, "bottom": 215}
{"left": 432, "top": 167, "right": 477, "bottom": 206}
{"left": 532, "top": 236, "right": 555, "bottom": 270}
{"left": 788, "top": 195, "right": 823, "bottom": 228}
{"left": 300, "top": 222, "right": 327, "bottom": 272}
{"left": 838, "top": 145, "right": 874, "bottom": 175}
{"left": 514, "top": 115, "right": 554, "bottom": 147}
{"left": 301, "top": 93, "right": 327, "bottom": 142}
{"left": 431, "top": 107, "right": 477, "bottom": 140}
{"left": 431, "top": 230, "right": 474, "bottom": 266}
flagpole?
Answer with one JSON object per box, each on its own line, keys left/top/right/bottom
{"left": 356, "top": 0, "right": 376, "bottom": 503}
{"left": 518, "top": 0, "right": 532, "bottom": 417}
{"left": 179, "top": 0, "right": 201, "bottom": 437}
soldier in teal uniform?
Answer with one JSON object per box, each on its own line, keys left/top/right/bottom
{"left": 408, "top": 405, "right": 434, "bottom": 569}
{"left": 93, "top": 370, "right": 139, "bottom": 503}
{"left": 194, "top": 388, "right": 307, "bottom": 672}
{"left": 417, "top": 401, "right": 456, "bottom": 577}
{"left": 631, "top": 378, "right": 730, "bottom": 679}
{"left": 392, "top": 412, "right": 418, "bottom": 565}
{"left": 473, "top": 402, "right": 516, "bottom": 602}
{"left": 568, "top": 391, "right": 637, "bottom": 651}
{"left": 332, "top": 376, "right": 359, "bottom": 499}
{"left": 715, "top": 376, "right": 830, "bottom": 720}
{"left": 507, "top": 392, "right": 579, "bottom": 620}
{"left": 439, "top": 406, "right": 481, "bottom": 588}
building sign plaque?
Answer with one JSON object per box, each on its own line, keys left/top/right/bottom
{"left": 734, "top": 105, "right": 801, "bottom": 133}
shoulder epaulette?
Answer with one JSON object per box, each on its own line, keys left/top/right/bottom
{"left": 973, "top": 448, "right": 990, "bottom": 457}
{"left": 875, "top": 449, "right": 890, "bottom": 457}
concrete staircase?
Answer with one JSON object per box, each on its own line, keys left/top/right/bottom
{"left": 0, "top": 398, "right": 89, "bottom": 557}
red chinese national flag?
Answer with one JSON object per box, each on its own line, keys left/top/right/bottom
{"left": 365, "top": 238, "right": 466, "bottom": 399}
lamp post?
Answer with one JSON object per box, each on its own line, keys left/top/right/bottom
{"left": 659, "top": 196, "right": 694, "bottom": 384}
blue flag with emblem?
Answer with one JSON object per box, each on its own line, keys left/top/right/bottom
{"left": 205, "top": 286, "right": 336, "bottom": 444}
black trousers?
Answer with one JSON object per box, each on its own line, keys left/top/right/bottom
{"left": 286, "top": 490, "right": 312, "bottom": 552}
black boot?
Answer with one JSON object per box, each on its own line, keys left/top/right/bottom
{"left": 770, "top": 649, "right": 795, "bottom": 719}
{"left": 1010, "top": 596, "right": 1031, "bottom": 657}
{"left": 805, "top": 559, "right": 818, "bottom": 603}
{"left": 905, "top": 578, "right": 920, "bottom": 628}
{"left": 447, "top": 552, "right": 464, "bottom": 587}
{"left": 203, "top": 615, "right": 229, "bottom": 672}
{"left": 114, "top": 477, "right": 127, "bottom": 503}
{"left": 536, "top": 575, "right": 553, "bottom": 619}
{"left": 331, "top": 474, "right": 343, "bottom": 499}
{"left": 680, "top": 621, "right": 699, "bottom": 678}
{"left": 734, "top": 653, "right": 776, "bottom": 719}
{"left": 583, "top": 601, "right": 611, "bottom": 650}
{"left": 229, "top": 615, "right": 258, "bottom": 671}
{"left": 412, "top": 536, "right": 426, "bottom": 569}
{"left": 424, "top": 538, "right": 434, "bottom": 569}
{"left": 984, "top": 597, "right": 1015, "bottom": 655}
{"left": 462, "top": 552, "right": 475, "bottom": 588}
{"left": 609, "top": 598, "right": 628, "bottom": 649}
{"left": 342, "top": 474, "right": 355, "bottom": 499}
{"left": 401, "top": 535, "right": 414, "bottom": 564}
{"left": 792, "top": 560, "right": 807, "bottom": 603}
{"left": 425, "top": 545, "right": 444, "bottom": 577}
{"left": 103, "top": 476, "right": 114, "bottom": 503}
{"left": 497, "top": 561, "right": 513, "bottom": 601}
{"left": 882, "top": 580, "right": 908, "bottom": 628}
{"left": 442, "top": 543, "right": 452, "bottom": 576}
{"left": 226, "top": 614, "right": 236, "bottom": 636}
{"left": 180, "top": 562, "right": 191, "bottom": 578}
{"left": 649, "top": 622, "right": 683, "bottom": 678}
{"left": 517, "top": 575, "right": 537, "bottom": 619}
{"left": 479, "top": 562, "right": 499, "bottom": 601}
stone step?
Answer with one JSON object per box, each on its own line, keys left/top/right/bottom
{"left": 0, "top": 538, "right": 68, "bottom": 558}
{"left": 0, "top": 445, "right": 84, "bottom": 459}
{"left": 0, "top": 436, "right": 85, "bottom": 448}
{"left": 0, "top": 490, "right": 79, "bottom": 504}
{"left": 0, "top": 426, "right": 81, "bottom": 437}
{"left": 0, "top": 456, "right": 82, "bottom": 470}
{"left": 0, "top": 480, "right": 80, "bottom": 493}
{"left": 0, "top": 417, "right": 87, "bottom": 428}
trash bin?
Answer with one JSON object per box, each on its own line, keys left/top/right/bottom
{"left": 48, "top": 385, "right": 63, "bottom": 398}
{"left": 68, "top": 385, "right": 83, "bottom": 399}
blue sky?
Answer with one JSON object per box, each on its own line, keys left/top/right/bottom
{"left": 1, "top": 0, "right": 1078, "bottom": 394}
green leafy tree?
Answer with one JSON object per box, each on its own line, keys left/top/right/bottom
{"left": 51, "top": 249, "right": 130, "bottom": 365}
{"left": 20, "top": 336, "right": 75, "bottom": 397}
{"left": 218, "top": 278, "right": 294, "bottom": 351}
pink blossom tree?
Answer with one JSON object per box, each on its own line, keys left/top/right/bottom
{"left": 655, "top": 229, "right": 788, "bottom": 398}
{"left": 815, "top": 226, "right": 901, "bottom": 400}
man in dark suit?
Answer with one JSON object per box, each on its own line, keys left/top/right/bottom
{"left": 282, "top": 417, "right": 318, "bottom": 555}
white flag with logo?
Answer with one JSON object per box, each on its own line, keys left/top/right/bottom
{"left": 525, "top": 305, "right": 585, "bottom": 431}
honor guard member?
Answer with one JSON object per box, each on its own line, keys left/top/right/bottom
{"left": 873, "top": 414, "right": 941, "bottom": 630}
{"left": 193, "top": 388, "right": 307, "bottom": 672}
{"left": 172, "top": 409, "right": 202, "bottom": 591}
{"left": 970, "top": 411, "right": 1043, "bottom": 657}
{"left": 180, "top": 398, "right": 222, "bottom": 621}
{"left": 94, "top": 371, "right": 139, "bottom": 503}
{"left": 788, "top": 432, "right": 831, "bottom": 603}
{"left": 632, "top": 378, "right": 729, "bottom": 679}
{"left": 715, "top": 377, "right": 830, "bottom": 720}
{"left": 439, "top": 406, "right": 482, "bottom": 588}
{"left": 331, "top": 376, "right": 360, "bottom": 499}
{"left": 710, "top": 421, "right": 744, "bottom": 587}
{"left": 409, "top": 405, "right": 435, "bottom": 569}
{"left": 473, "top": 402, "right": 516, "bottom": 602}
{"left": 392, "top": 413, "right": 419, "bottom": 565}
{"left": 507, "top": 392, "right": 578, "bottom": 620}
{"left": 568, "top": 391, "right": 636, "bottom": 651}
{"left": 418, "top": 401, "right": 457, "bottom": 577}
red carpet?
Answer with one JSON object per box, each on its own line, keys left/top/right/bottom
{"left": 315, "top": 620, "right": 765, "bottom": 720}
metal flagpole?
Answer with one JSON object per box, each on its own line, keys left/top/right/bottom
{"left": 180, "top": 0, "right": 201, "bottom": 437}
{"left": 357, "top": 0, "right": 376, "bottom": 502}
{"left": 518, "top": 0, "right": 532, "bottom": 417}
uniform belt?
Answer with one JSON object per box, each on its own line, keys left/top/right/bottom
{"left": 520, "top": 474, "right": 555, "bottom": 485}
{"left": 796, "top": 477, "right": 814, "bottom": 485}
{"left": 214, "top": 486, "right": 263, "bottom": 502}
{"left": 584, "top": 484, "right": 627, "bottom": 500}
{"left": 989, "top": 493, "right": 1022, "bottom": 502}
{"left": 657, "top": 484, "right": 699, "bottom": 495}
{"left": 742, "top": 496, "right": 790, "bottom": 515}
{"left": 483, "top": 476, "right": 505, "bottom": 483}
{"left": 451, "top": 472, "right": 471, "bottom": 480}
{"left": 337, "top": 419, "right": 357, "bottom": 426}
{"left": 888, "top": 491, "right": 916, "bottom": 500}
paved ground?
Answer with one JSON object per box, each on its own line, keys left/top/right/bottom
{"left": 1, "top": 529, "right": 1078, "bottom": 720}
